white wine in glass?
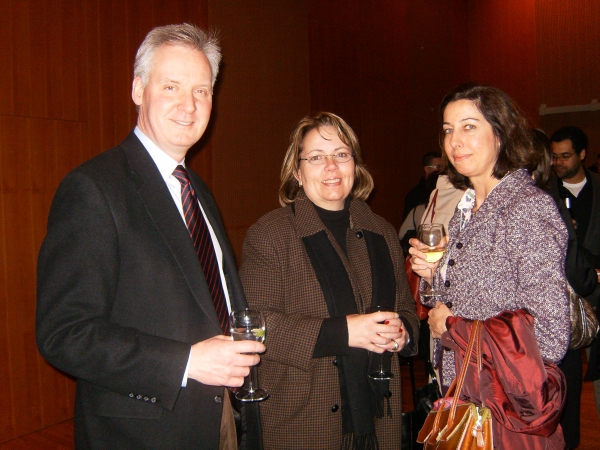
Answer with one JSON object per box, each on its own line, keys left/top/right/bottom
{"left": 418, "top": 223, "right": 448, "bottom": 299}
{"left": 229, "top": 309, "right": 269, "bottom": 402}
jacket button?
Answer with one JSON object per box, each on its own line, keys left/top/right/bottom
{"left": 331, "top": 404, "right": 339, "bottom": 412}
{"left": 456, "top": 243, "right": 463, "bottom": 249}
{"left": 356, "top": 231, "right": 363, "bottom": 239}
{"left": 128, "top": 393, "right": 134, "bottom": 398}
{"left": 214, "top": 395, "right": 223, "bottom": 404}
{"left": 151, "top": 397, "right": 157, "bottom": 403}
{"left": 332, "top": 359, "right": 338, "bottom": 366}
{"left": 143, "top": 396, "right": 149, "bottom": 402}
{"left": 444, "top": 280, "right": 451, "bottom": 288}
{"left": 136, "top": 394, "right": 142, "bottom": 400}
{"left": 448, "top": 259, "right": 455, "bottom": 266}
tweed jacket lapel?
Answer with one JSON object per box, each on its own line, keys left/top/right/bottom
{"left": 293, "top": 191, "right": 393, "bottom": 315}
{"left": 294, "top": 192, "right": 368, "bottom": 312}
{"left": 120, "top": 133, "right": 223, "bottom": 335}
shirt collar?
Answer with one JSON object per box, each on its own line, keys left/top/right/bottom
{"left": 134, "top": 126, "right": 185, "bottom": 178}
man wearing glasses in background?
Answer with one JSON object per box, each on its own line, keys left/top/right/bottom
{"left": 551, "top": 125, "right": 600, "bottom": 429}
{"left": 551, "top": 126, "right": 600, "bottom": 262}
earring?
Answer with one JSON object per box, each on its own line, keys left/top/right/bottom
{"left": 299, "top": 182, "right": 303, "bottom": 187}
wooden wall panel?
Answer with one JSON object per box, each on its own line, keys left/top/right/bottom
{"left": 207, "top": 0, "right": 310, "bottom": 239}
{"left": 0, "top": 122, "right": 12, "bottom": 439}
{"left": 536, "top": 0, "right": 600, "bottom": 108}
{"left": 0, "top": 0, "right": 211, "bottom": 443}
{"left": 307, "top": 0, "right": 470, "bottom": 228}
{"left": 1, "top": 116, "right": 43, "bottom": 437}
{"left": 3, "top": 0, "right": 599, "bottom": 445}
{"left": 536, "top": 0, "right": 600, "bottom": 162}
{"left": 0, "top": 0, "right": 14, "bottom": 115}
{"left": 467, "top": 0, "right": 539, "bottom": 124}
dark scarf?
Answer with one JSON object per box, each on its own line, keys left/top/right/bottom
{"left": 300, "top": 203, "right": 396, "bottom": 450}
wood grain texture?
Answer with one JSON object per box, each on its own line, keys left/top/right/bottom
{"left": 1, "top": 0, "right": 599, "bottom": 443}
{"left": 0, "top": 0, "right": 209, "bottom": 443}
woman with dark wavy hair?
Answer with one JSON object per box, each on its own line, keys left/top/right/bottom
{"left": 410, "top": 84, "right": 570, "bottom": 448}
{"left": 240, "top": 112, "right": 419, "bottom": 449}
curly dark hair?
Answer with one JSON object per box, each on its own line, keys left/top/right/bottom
{"left": 439, "top": 83, "right": 535, "bottom": 190}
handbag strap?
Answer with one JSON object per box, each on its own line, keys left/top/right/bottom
{"left": 431, "top": 320, "right": 482, "bottom": 433}
{"left": 422, "top": 189, "right": 439, "bottom": 224}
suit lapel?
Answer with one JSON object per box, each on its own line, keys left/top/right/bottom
{"left": 120, "top": 133, "right": 223, "bottom": 335}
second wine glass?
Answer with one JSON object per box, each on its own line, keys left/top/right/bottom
{"left": 229, "top": 309, "right": 269, "bottom": 402}
{"left": 417, "top": 223, "right": 447, "bottom": 299}
{"left": 368, "top": 305, "right": 395, "bottom": 381}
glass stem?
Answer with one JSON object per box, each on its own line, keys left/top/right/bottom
{"left": 430, "top": 267, "right": 435, "bottom": 292}
{"left": 246, "top": 368, "right": 256, "bottom": 393}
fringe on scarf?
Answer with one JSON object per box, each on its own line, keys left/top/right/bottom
{"left": 341, "top": 432, "right": 380, "bottom": 450}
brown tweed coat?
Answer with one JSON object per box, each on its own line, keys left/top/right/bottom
{"left": 240, "top": 192, "right": 419, "bottom": 450}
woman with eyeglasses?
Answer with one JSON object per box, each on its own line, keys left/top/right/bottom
{"left": 239, "top": 112, "right": 419, "bottom": 449}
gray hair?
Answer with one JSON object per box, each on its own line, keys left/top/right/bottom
{"left": 134, "top": 23, "right": 221, "bottom": 88}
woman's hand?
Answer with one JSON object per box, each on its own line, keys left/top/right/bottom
{"left": 377, "top": 318, "right": 410, "bottom": 353}
{"left": 428, "top": 301, "right": 453, "bottom": 339}
{"left": 408, "top": 237, "right": 441, "bottom": 284}
{"left": 347, "top": 311, "right": 402, "bottom": 353}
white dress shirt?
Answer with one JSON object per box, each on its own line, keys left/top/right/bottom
{"left": 134, "top": 127, "right": 232, "bottom": 386}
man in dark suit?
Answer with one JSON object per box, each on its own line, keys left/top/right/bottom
{"left": 550, "top": 125, "right": 600, "bottom": 448}
{"left": 36, "top": 23, "right": 264, "bottom": 450}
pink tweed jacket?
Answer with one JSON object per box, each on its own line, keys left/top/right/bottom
{"left": 423, "top": 169, "right": 570, "bottom": 387}
{"left": 240, "top": 192, "right": 419, "bottom": 450}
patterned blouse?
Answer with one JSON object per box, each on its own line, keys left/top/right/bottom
{"left": 423, "top": 169, "right": 570, "bottom": 387}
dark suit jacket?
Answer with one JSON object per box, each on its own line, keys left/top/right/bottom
{"left": 36, "top": 132, "right": 258, "bottom": 449}
{"left": 582, "top": 169, "right": 600, "bottom": 260}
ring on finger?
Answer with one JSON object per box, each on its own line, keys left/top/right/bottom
{"left": 392, "top": 340, "right": 399, "bottom": 351}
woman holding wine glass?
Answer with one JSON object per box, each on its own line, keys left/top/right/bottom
{"left": 240, "top": 112, "right": 419, "bottom": 449}
{"left": 409, "top": 84, "right": 571, "bottom": 448}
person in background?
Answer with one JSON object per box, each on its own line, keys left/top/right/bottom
{"left": 398, "top": 172, "right": 439, "bottom": 256}
{"left": 551, "top": 126, "right": 600, "bottom": 268}
{"left": 402, "top": 151, "right": 442, "bottom": 220}
{"left": 533, "top": 128, "right": 598, "bottom": 449}
{"left": 410, "top": 83, "right": 570, "bottom": 448}
{"left": 551, "top": 126, "right": 600, "bottom": 421}
{"left": 36, "top": 24, "right": 264, "bottom": 450}
{"left": 240, "top": 112, "right": 419, "bottom": 449}
{"left": 401, "top": 171, "right": 464, "bottom": 369}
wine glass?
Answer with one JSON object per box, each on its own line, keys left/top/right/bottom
{"left": 368, "top": 305, "right": 395, "bottom": 381}
{"left": 229, "top": 309, "right": 269, "bottom": 402}
{"left": 417, "top": 223, "right": 448, "bottom": 299}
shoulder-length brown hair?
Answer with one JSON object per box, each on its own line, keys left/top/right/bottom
{"left": 278, "top": 112, "right": 374, "bottom": 206}
{"left": 439, "top": 83, "right": 535, "bottom": 190}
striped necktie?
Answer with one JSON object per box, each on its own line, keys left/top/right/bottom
{"left": 173, "top": 165, "right": 229, "bottom": 334}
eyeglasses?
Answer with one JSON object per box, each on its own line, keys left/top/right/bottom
{"left": 299, "top": 153, "right": 354, "bottom": 165}
{"left": 551, "top": 153, "right": 576, "bottom": 161}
